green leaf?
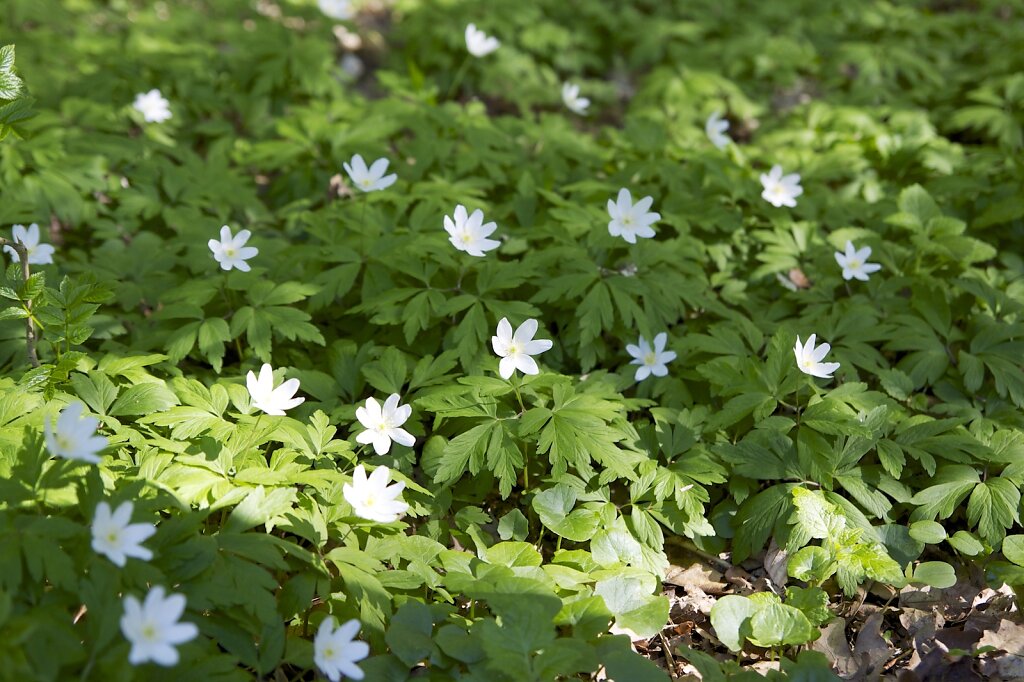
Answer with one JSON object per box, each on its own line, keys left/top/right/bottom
{"left": 497, "top": 509, "right": 528, "bottom": 541}
{"left": 1001, "top": 535, "right": 1024, "bottom": 567}
{"left": 108, "top": 382, "right": 179, "bottom": 417}
{"left": 749, "top": 602, "right": 818, "bottom": 648}
{"left": 966, "top": 478, "right": 1021, "bottom": 545}
{"left": 709, "top": 595, "right": 757, "bottom": 652}
{"left": 948, "top": 530, "right": 984, "bottom": 556}
{"left": 911, "top": 561, "right": 957, "bottom": 589}
{"left": 0, "top": 45, "right": 23, "bottom": 100}
{"left": 784, "top": 586, "right": 831, "bottom": 626}
{"left": 384, "top": 601, "right": 435, "bottom": 667}
{"left": 532, "top": 484, "right": 601, "bottom": 542}
{"left": 225, "top": 486, "right": 298, "bottom": 533}
{"left": 788, "top": 546, "right": 837, "bottom": 584}
{"left": 909, "top": 521, "right": 947, "bottom": 545}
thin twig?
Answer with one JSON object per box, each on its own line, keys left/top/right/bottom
{"left": 0, "top": 236, "right": 40, "bottom": 367}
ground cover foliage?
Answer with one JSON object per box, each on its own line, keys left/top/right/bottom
{"left": 1, "top": 0, "right": 1024, "bottom": 679}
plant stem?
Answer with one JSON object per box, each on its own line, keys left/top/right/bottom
{"left": 0, "top": 237, "right": 40, "bottom": 367}
{"left": 446, "top": 56, "right": 471, "bottom": 100}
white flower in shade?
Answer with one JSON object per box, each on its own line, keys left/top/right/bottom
{"left": 355, "top": 394, "right": 415, "bottom": 455}
{"left": 834, "top": 240, "right": 881, "bottom": 282}
{"left": 340, "top": 53, "right": 365, "bottom": 79}
{"left": 444, "top": 205, "right": 500, "bottom": 257}
{"left": 607, "top": 188, "right": 660, "bottom": 244}
{"left": 317, "top": 0, "right": 352, "bottom": 20}
{"left": 343, "top": 464, "right": 409, "bottom": 523}
{"left": 343, "top": 154, "right": 398, "bottom": 193}
{"left": 491, "top": 318, "right": 553, "bottom": 380}
{"left": 625, "top": 332, "right": 677, "bottom": 382}
{"left": 132, "top": 89, "right": 172, "bottom": 123}
{"left": 314, "top": 617, "right": 370, "bottom": 681}
{"left": 4, "top": 223, "right": 55, "bottom": 265}
{"left": 465, "top": 23, "right": 500, "bottom": 57}
{"left": 208, "top": 225, "right": 258, "bottom": 272}
{"left": 44, "top": 402, "right": 106, "bottom": 463}
{"left": 705, "top": 111, "right": 731, "bottom": 149}
{"left": 561, "top": 82, "right": 590, "bottom": 115}
{"left": 794, "top": 334, "right": 841, "bottom": 379}
{"left": 760, "top": 165, "right": 803, "bottom": 208}
{"left": 120, "top": 586, "right": 198, "bottom": 667}
{"left": 91, "top": 501, "right": 156, "bottom": 568}
{"left": 246, "top": 363, "right": 304, "bottom": 415}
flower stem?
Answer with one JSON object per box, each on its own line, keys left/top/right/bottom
{"left": 0, "top": 237, "right": 40, "bottom": 367}
{"left": 446, "top": 56, "right": 471, "bottom": 100}
{"left": 512, "top": 378, "right": 526, "bottom": 415}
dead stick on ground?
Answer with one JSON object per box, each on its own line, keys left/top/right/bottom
{"left": 659, "top": 631, "right": 680, "bottom": 680}
{"left": 0, "top": 237, "right": 40, "bottom": 367}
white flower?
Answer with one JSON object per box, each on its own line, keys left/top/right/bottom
{"left": 44, "top": 402, "right": 107, "bottom": 463}
{"left": 834, "top": 240, "right": 881, "bottom": 282}
{"left": 317, "top": 0, "right": 352, "bottom": 20}
{"left": 607, "top": 188, "right": 660, "bottom": 244}
{"left": 465, "top": 23, "right": 500, "bottom": 57}
{"left": 491, "top": 317, "right": 553, "bottom": 380}
{"left": 760, "top": 165, "right": 803, "bottom": 208}
{"left": 208, "top": 225, "right": 258, "bottom": 272}
{"left": 132, "top": 89, "right": 172, "bottom": 123}
{"left": 343, "top": 464, "right": 409, "bottom": 523}
{"left": 705, "top": 111, "right": 731, "bottom": 149}
{"left": 120, "top": 586, "right": 198, "bottom": 667}
{"left": 91, "top": 501, "right": 156, "bottom": 568}
{"left": 625, "top": 333, "right": 677, "bottom": 382}
{"left": 444, "top": 205, "right": 500, "bottom": 257}
{"left": 246, "top": 363, "right": 304, "bottom": 415}
{"left": 340, "top": 53, "right": 365, "bottom": 79}
{"left": 355, "top": 394, "right": 415, "bottom": 455}
{"left": 314, "top": 617, "right": 370, "bottom": 681}
{"left": 4, "top": 223, "right": 55, "bottom": 265}
{"left": 794, "top": 334, "right": 840, "bottom": 379}
{"left": 561, "top": 82, "right": 590, "bottom": 115}
{"left": 343, "top": 154, "right": 398, "bottom": 193}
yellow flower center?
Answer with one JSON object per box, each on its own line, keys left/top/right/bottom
{"left": 107, "top": 530, "right": 120, "bottom": 543}
{"left": 849, "top": 259, "right": 861, "bottom": 269}
{"left": 224, "top": 246, "right": 236, "bottom": 258}
{"left": 644, "top": 352, "right": 656, "bottom": 366}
